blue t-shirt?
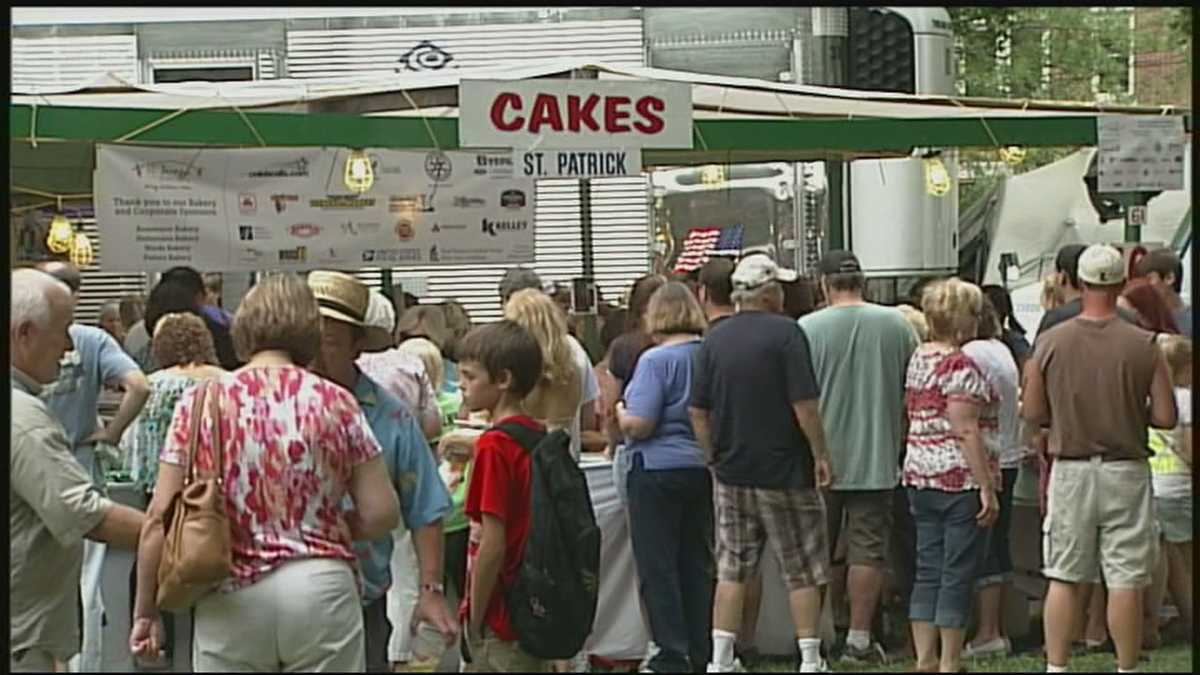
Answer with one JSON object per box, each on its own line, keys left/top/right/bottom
{"left": 43, "top": 324, "right": 140, "bottom": 474}
{"left": 624, "top": 340, "right": 706, "bottom": 471}
{"left": 350, "top": 371, "right": 452, "bottom": 604}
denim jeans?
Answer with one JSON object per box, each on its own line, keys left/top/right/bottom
{"left": 907, "top": 487, "right": 988, "bottom": 629}
{"left": 627, "top": 453, "right": 715, "bottom": 673}
{"left": 977, "top": 469, "right": 1019, "bottom": 587}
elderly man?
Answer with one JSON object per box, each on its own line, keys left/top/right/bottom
{"left": 36, "top": 260, "right": 151, "bottom": 673}
{"left": 689, "top": 256, "right": 834, "bottom": 673}
{"left": 307, "top": 271, "right": 456, "bottom": 673}
{"left": 1024, "top": 245, "right": 1177, "bottom": 674}
{"left": 10, "top": 269, "right": 146, "bottom": 672}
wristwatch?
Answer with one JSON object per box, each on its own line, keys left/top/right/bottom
{"left": 421, "top": 582, "right": 445, "bottom": 595}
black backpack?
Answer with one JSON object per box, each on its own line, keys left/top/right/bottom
{"left": 493, "top": 422, "right": 601, "bottom": 660}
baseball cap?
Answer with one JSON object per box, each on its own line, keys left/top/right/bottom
{"left": 818, "top": 250, "right": 863, "bottom": 276}
{"left": 1077, "top": 244, "right": 1125, "bottom": 286}
{"left": 362, "top": 291, "right": 397, "bottom": 352}
{"left": 732, "top": 255, "right": 798, "bottom": 291}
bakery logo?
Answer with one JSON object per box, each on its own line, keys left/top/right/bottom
{"left": 310, "top": 195, "right": 376, "bottom": 210}
{"left": 248, "top": 158, "right": 309, "bottom": 178}
{"left": 238, "top": 193, "right": 257, "bottom": 214}
{"left": 278, "top": 246, "right": 308, "bottom": 263}
{"left": 473, "top": 154, "right": 514, "bottom": 176}
{"left": 362, "top": 248, "right": 422, "bottom": 263}
{"left": 425, "top": 152, "right": 452, "bottom": 182}
{"left": 500, "top": 189, "right": 526, "bottom": 210}
{"left": 431, "top": 223, "right": 467, "bottom": 234}
{"left": 270, "top": 194, "right": 299, "bottom": 214}
{"left": 238, "top": 226, "right": 254, "bottom": 241}
{"left": 133, "top": 160, "right": 204, "bottom": 181}
{"left": 394, "top": 219, "right": 415, "bottom": 241}
{"left": 389, "top": 194, "right": 434, "bottom": 213}
{"left": 481, "top": 218, "right": 529, "bottom": 237}
{"left": 289, "top": 223, "right": 322, "bottom": 238}
{"left": 340, "top": 221, "right": 383, "bottom": 236}
{"left": 452, "top": 196, "right": 486, "bottom": 208}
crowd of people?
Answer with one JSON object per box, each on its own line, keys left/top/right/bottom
{"left": 8, "top": 242, "right": 1191, "bottom": 674}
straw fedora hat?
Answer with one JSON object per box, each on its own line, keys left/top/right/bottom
{"left": 307, "top": 270, "right": 370, "bottom": 327}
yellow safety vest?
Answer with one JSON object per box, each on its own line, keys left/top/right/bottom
{"left": 1148, "top": 427, "right": 1187, "bottom": 476}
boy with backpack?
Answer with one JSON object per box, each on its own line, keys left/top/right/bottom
{"left": 456, "top": 320, "right": 601, "bottom": 673}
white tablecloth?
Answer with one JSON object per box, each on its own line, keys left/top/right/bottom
{"left": 580, "top": 458, "right": 799, "bottom": 660}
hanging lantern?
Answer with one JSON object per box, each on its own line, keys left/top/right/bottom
{"left": 923, "top": 156, "right": 952, "bottom": 197}
{"left": 46, "top": 212, "right": 75, "bottom": 254}
{"left": 699, "top": 164, "right": 726, "bottom": 186}
{"left": 69, "top": 230, "right": 94, "bottom": 267}
{"left": 344, "top": 149, "right": 374, "bottom": 194}
{"left": 999, "top": 146, "right": 1026, "bottom": 166}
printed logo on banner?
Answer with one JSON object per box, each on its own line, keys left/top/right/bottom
{"left": 133, "top": 160, "right": 204, "bottom": 181}
{"left": 289, "top": 224, "right": 322, "bottom": 239}
{"left": 398, "top": 41, "right": 454, "bottom": 72}
{"left": 271, "top": 194, "right": 300, "bottom": 213}
{"left": 369, "top": 154, "right": 404, "bottom": 176}
{"left": 238, "top": 226, "right": 255, "bottom": 241}
{"left": 501, "top": 189, "right": 527, "bottom": 210}
{"left": 362, "top": 248, "right": 423, "bottom": 263}
{"left": 278, "top": 246, "right": 308, "bottom": 263}
{"left": 239, "top": 247, "right": 265, "bottom": 262}
{"left": 431, "top": 223, "right": 467, "bottom": 234}
{"left": 452, "top": 196, "right": 487, "bottom": 208}
{"left": 425, "top": 152, "right": 453, "bottom": 182}
{"left": 248, "top": 158, "right": 310, "bottom": 179}
{"left": 239, "top": 194, "right": 257, "bottom": 213}
{"left": 473, "top": 154, "right": 514, "bottom": 177}
{"left": 394, "top": 220, "right": 415, "bottom": 241}
{"left": 340, "top": 221, "right": 383, "bottom": 236}
{"left": 429, "top": 245, "right": 440, "bottom": 262}
{"left": 318, "top": 247, "right": 340, "bottom": 263}
{"left": 310, "top": 196, "right": 376, "bottom": 210}
{"left": 389, "top": 194, "right": 435, "bottom": 213}
{"left": 481, "top": 218, "right": 529, "bottom": 237}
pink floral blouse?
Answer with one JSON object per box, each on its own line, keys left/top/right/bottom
{"left": 902, "top": 347, "right": 1000, "bottom": 492}
{"left": 160, "top": 365, "right": 381, "bottom": 591}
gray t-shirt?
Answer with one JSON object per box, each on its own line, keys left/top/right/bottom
{"left": 800, "top": 304, "right": 918, "bottom": 490}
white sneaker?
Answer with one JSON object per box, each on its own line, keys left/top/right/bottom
{"left": 705, "top": 658, "right": 745, "bottom": 673}
{"left": 798, "top": 657, "right": 831, "bottom": 673}
{"left": 963, "top": 637, "right": 1012, "bottom": 659}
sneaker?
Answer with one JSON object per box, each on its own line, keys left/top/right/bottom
{"left": 705, "top": 658, "right": 746, "bottom": 673}
{"left": 798, "top": 657, "right": 832, "bottom": 673}
{"left": 840, "top": 641, "right": 889, "bottom": 665}
{"left": 962, "top": 637, "right": 1011, "bottom": 659}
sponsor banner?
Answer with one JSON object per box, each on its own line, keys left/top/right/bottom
{"left": 514, "top": 148, "right": 642, "bottom": 179}
{"left": 95, "top": 145, "right": 535, "bottom": 271}
{"left": 459, "top": 78, "right": 693, "bottom": 149}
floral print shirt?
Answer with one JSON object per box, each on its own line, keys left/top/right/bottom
{"left": 358, "top": 348, "right": 441, "bottom": 435}
{"left": 902, "top": 347, "right": 999, "bottom": 492}
{"left": 160, "top": 365, "right": 382, "bottom": 591}
{"left": 124, "top": 370, "right": 211, "bottom": 495}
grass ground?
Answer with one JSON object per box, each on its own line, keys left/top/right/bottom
{"left": 744, "top": 643, "right": 1194, "bottom": 672}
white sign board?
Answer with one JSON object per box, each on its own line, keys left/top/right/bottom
{"left": 513, "top": 148, "right": 642, "bottom": 179}
{"left": 1097, "top": 115, "right": 1186, "bottom": 192}
{"left": 1127, "top": 205, "right": 1148, "bottom": 227}
{"left": 94, "top": 145, "right": 535, "bottom": 272}
{"left": 459, "top": 78, "right": 693, "bottom": 149}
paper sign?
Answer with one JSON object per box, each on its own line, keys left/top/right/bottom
{"left": 94, "top": 145, "right": 536, "bottom": 272}
{"left": 514, "top": 148, "right": 642, "bottom": 179}
{"left": 459, "top": 78, "right": 693, "bottom": 149}
{"left": 1096, "top": 115, "right": 1185, "bottom": 192}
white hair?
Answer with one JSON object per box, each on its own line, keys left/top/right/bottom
{"left": 12, "top": 269, "right": 72, "bottom": 331}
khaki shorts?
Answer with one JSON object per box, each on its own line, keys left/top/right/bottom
{"left": 826, "top": 490, "right": 893, "bottom": 568}
{"left": 715, "top": 482, "right": 830, "bottom": 591}
{"left": 464, "top": 626, "right": 550, "bottom": 673}
{"left": 1042, "top": 457, "right": 1155, "bottom": 589}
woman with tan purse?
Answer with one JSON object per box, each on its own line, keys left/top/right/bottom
{"left": 129, "top": 274, "right": 400, "bottom": 672}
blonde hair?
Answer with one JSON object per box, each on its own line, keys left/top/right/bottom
{"left": 897, "top": 304, "right": 930, "bottom": 342}
{"left": 645, "top": 282, "right": 707, "bottom": 336}
{"left": 1157, "top": 334, "right": 1193, "bottom": 384}
{"left": 232, "top": 273, "right": 321, "bottom": 366}
{"left": 921, "top": 278, "right": 983, "bottom": 346}
{"left": 399, "top": 337, "right": 445, "bottom": 392}
{"left": 396, "top": 304, "right": 449, "bottom": 351}
{"left": 439, "top": 300, "right": 473, "bottom": 361}
{"left": 1040, "top": 274, "right": 1065, "bottom": 311}
{"left": 504, "top": 288, "right": 575, "bottom": 389}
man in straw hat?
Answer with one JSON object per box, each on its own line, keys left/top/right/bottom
{"left": 307, "top": 271, "right": 456, "bottom": 673}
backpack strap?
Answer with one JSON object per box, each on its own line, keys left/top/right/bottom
{"left": 493, "top": 421, "right": 547, "bottom": 455}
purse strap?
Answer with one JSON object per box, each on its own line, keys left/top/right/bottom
{"left": 183, "top": 380, "right": 223, "bottom": 486}
{"left": 182, "top": 382, "right": 210, "bottom": 486}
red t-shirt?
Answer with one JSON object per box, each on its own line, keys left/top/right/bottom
{"left": 459, "top": 415, "right": 542, "bottom": 642}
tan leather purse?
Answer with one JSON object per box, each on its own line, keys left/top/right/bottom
{"left": 156, "top": 380, "right": 232, "bottom": 611}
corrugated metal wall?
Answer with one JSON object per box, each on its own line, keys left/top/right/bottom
{"left": 75, "top": 217, "right": 151, "bottom": 328}
{"left": 11, "top": 35, "right": 140, "bottom": 89}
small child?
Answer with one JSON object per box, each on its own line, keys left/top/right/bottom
{"left": 455, "top": 320, "right": 549, "bottom": 673}
{"left": 1145, "top": 335, "right": 1193, "bottom": 645}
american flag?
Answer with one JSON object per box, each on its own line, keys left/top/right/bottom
{"left": 673, "top": 225, "right": 744, "bottom": 273}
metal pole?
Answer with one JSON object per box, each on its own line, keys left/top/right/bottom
{"left": 578, "top": 178, "right": 600, "bottom": 362}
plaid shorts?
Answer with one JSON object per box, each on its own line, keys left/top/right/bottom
{"left": 714, "top": 482, "right": 830, "bottom": 591}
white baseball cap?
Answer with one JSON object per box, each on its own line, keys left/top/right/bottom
{"left": 362, "top": 291, "right": 396, "bottom": 351}
{"left": 732, "top": 254, "right": 798, "bottom": 291}
{"left": 1077, "top": 244, "right": 1126, "bottom": 286}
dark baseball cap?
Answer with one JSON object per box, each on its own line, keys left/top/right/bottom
{"left": 1054, "top": 244, "right": 1088, "bottom": 287}
{"left": 818, "top": 250, "right": 863, "bottom": 276}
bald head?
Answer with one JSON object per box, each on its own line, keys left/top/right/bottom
{"left": 36, "top": 261, "right": 82, "bottom": 296}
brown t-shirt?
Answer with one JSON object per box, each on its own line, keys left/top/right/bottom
{"left": 1033, "top": 315, "right": 1158, "bottom": 460}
